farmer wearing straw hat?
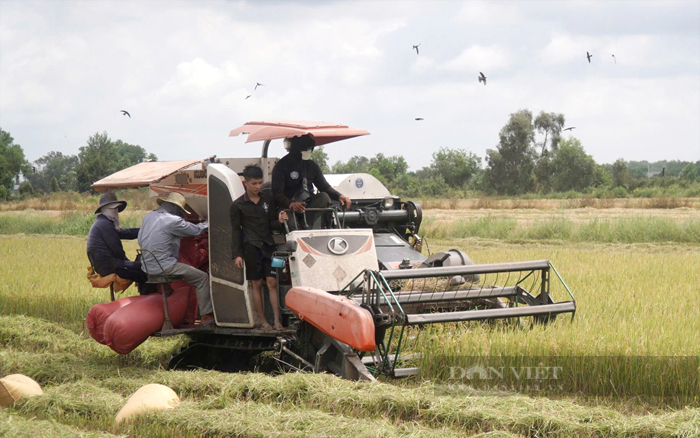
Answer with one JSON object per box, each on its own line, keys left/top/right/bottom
{"left": 138, "top": 192, "right": 213, "bottom": 324}
{"left": 87, "top": 192, "right": 149, "bottom": 289}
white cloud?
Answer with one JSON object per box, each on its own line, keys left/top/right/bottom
{"left": 0, "top": 0, "right": 698, "bottom": 168}
{"left": 440, "top": 45, "right": 511, "bottom": 73}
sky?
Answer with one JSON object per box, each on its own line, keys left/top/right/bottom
{"left": 1, "top": 0, "right": 699, "bottom": 171}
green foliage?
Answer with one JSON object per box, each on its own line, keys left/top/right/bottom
{"left": 50, "top": 177, "right": 60, "bottom": 193}
{"left": 679, "top": 163, "right": 698, "bottom": 182}
{"left": 392, "top": 173, "right": 421, "bottom": 197}
{"left": 550, "top": 138, "right": 597, "bottom": 192}
{"left": 75, "top": 132, "right": 156, "bottom": 193}
{"left": 419, "top": 175, "right": 450, "bottom": 197}
{"left": 331, "top": 155, "right": 369, "bottom": 174}
{"left": 18, "top": 181, "right": 33, "bottom": 195}
{"left": 0, "top": 185, "right": 7, "bottom": 200}
{"left": 533, "top": 111, "right": 565, "bottom": 156}
{"left": 427, "top": 147, "right": 481, "bottom": 188}
{"left": 0, "top": 128, "right": 29, "bottom": 190}
{"left": 627, "top": 160, "right": 692, "bottom": 178}
{"left": 310, "top": 147, "right": 329, "bottom": 173}
{"left": 26, "top": 151, "right": 79, "bottom": 193}
{"left": 331, "top": 153, "right": 407, "bottom": 185}
{"left": 611, "top": 158, "right": 631, "bottom": 188}
{"left": 484, "top": 109, "right": 537, "bottom": 195}
{"left": 368, "top": 153, "right": 408, "bottom": 184}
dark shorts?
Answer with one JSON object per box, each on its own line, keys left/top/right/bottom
{"left": 243, "top": 242, "right": 275, "bottom": 281}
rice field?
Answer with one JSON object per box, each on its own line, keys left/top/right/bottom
{"left": 0, "top": 206, "right": 699, "bottom": 437}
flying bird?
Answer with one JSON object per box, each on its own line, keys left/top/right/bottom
{"left": 120, "top": 110, "right": 131, "bottom": 118}
{"left": 245, "top": 95, "right": 252, "bottom": 100}
{"left": 254, "top": 82, "right": 264, "bottom": 90}
{"left": 415, "top": 118, "right": 424, "bottom": 121}
{"left": 611, "top": 54, "right": 616, "bottom": 64}
{"left": 586, "top": 51, "right": 592, "bottom": 63}
{"left": 563, "top": 127, "right": 576, "bottom": 132}
{"left": 413, "top": 43, "right": 420, "bottom": 55}
{"left": 478, "top": 72, "right": 486, "bottom": 85}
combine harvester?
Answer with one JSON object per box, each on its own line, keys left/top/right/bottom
{"left": 90, "top": 121, "right": 576, "bottom": 381}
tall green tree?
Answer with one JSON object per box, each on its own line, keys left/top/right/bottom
{"left": 26, "top": 151, "right": 79, "bottom": 192}
{"left": 549, "top": 138, "right": 597, "bottom": 192}
{"left": 368, "top": 153, "right": 408, "bottom": 184}
{"left": 0, "top": 128, "right": 29, "bottom": 190}
{"left": 679, "top": 163, "right": 698, "bottom": 182}
{"left": 310, "top": 147, "right": 329, "bottom": 173}
{"left": 428, "top": 147, "right": 481, "bottom": 188}
{"left": 611, "top": 159, "right": 632, "bottom": 188}
{"left": 331, "top": 156, "right": 370, "bottom": 174}
{"left": 483, "top": 109, "right": 537, "bottom": 195}
{"left": 534, "top": 111, "right": 565, "bottom": 157}
{"left": 75, "top": 132, "right": 157, "bottom": 192}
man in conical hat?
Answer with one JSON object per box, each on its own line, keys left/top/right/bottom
{"left": 138, "top": 192, "right": 213, "bottom": 324}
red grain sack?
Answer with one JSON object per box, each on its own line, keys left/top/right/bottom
{"left": 86, "top": 295, "right": 150, "bottom": 344}
{"left": 103, "top": 286, "right": 192, "bottom": 354}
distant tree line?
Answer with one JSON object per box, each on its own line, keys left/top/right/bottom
{"left": 0, "top": 129, "right": 156, "bottom": 199}
{"left": 2, "top": 113, "right": 699, "bottom": 201}
{"left": 313, "top": 109, "right": 700, "bottom": 198}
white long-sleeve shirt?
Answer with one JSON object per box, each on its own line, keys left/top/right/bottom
{"left": 138, "top": 208, "right": 207, "bottom": 274}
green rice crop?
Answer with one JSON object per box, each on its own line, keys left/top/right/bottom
{"left": 0, "top": 211, "right": 144, "bottom": 236}
{"left": 1, "top": 220, "right": 699, "bottom": 436}
{"left": 421, "top": 216, "right": 700, "bottom": 243}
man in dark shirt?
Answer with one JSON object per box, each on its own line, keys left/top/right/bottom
{"left": 87, "top": 192, "right": 149, "bottom": 290}
{"left": 231, "top": 165, "right": 288, "bottom": 330}
{"left": 271, "top": 134, "right": 351, "bottom": 228}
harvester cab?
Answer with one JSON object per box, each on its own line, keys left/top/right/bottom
{"left": 90, "top": 120, "right": 576, "bottom": 381}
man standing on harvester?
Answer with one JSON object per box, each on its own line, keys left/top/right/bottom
{"left": 138, "top": 192, "right": 214, "bottom": 324}
{"left": 231, "top": 165, "right": 288, "bottom": 330}
{"left": 271, "top": 134, "right": 352, "bottom": 228}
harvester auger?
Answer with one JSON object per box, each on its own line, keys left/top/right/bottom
{"left": 89, "top": 120, "right": 576, "bottom": 382}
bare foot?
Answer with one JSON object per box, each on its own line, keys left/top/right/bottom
{"left": 273, "top": 322, "right": 284, "bottom": 331}
{"left": 199, "top": 313, "right": 215, "bottom": 325}
{"left": 259, "top": 323, "right": 273, "bottom": 331}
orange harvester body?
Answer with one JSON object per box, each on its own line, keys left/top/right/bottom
{"left": 285, "top": 286, "right": 376, "bottom": 352}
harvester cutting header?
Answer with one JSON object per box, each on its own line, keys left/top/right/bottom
{"left": 88, "top": 120, "right": 576, "bottom": 381}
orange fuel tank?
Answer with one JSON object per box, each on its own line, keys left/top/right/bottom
{"left": 285, "top": 287, "right": 376, "bottom": 352}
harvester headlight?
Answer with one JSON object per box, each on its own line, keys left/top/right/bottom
{"left": 383, "top": 197, "right": 395, "bottom": 209}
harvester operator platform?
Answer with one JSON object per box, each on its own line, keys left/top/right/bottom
{"left": 271, "top": 134, "right": 352, "bottom": 228}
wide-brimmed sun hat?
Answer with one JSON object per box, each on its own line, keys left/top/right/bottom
{"left": 95, "top": 192, "right": 127, "bottom": 214}
{"left": 157, "top": 192, "right": 191, "bottom": 214}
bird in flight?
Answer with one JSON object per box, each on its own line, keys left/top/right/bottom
{"left": 610, "top": 54, "right": 616, "bottom": 64}
{"left": 120, "top": 110, "right": 131, "bottom": 118}
{"left": 563, "top": 127, "right": 576, "bottom": 132}
{"left": 586, "top": 51, "right": 592, "bottom": 63}
{"left": 415, "top": 118, "right": 424, "bottom": 121}
{"left": 254, "top": 82, "right": 264, "bottom": 90}
{"left": 245, "top": 95, "right": 251, "bottom": 100}
{"left": 478, "top": 72, "right": 486, "bottom": 85}
{"left": 413, "top": 44, "right": 420, "bottom": 55}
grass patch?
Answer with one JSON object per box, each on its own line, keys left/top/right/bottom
{"left": 0, "top": 211, "right": 144, "bottom": 236}
{"left": 422, "top": 216, "right": 700, "bottom": 244}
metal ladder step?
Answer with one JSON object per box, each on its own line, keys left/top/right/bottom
{"left": 404, "top": 301, "right": 576, "bottom": 325}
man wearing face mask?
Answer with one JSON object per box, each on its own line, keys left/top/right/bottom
{"left": 87, "top": 192, "right": 149, "bottom": 290}
{"left": 271, "top": 134, "right": 352, "bottom": 229}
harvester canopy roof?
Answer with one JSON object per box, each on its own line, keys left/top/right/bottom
{"left": 229, "top": 120, "right": 370, "bottom": 146}
{"left": 91, "top": 159, "right": 204, "bottom": 192}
